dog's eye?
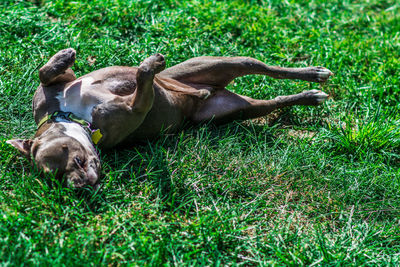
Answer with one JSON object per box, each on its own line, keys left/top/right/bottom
{"left": 74, "top": 157, "right": 85, "bottom": 168}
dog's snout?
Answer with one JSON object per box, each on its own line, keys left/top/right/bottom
{"left": 67, "top": 168, "right": 99, "bottom": 189}
{"left": 86, "top": 167, "right": 99, "bottom": 186}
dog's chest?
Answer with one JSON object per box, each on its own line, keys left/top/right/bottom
{"left": 57, "top": 77, "right": 114, "bottom": 123}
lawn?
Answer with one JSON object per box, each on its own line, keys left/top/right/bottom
{"left": 0, "top": 0, "right": 399, "bottom": 265}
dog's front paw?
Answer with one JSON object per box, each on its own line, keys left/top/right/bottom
{"left": 47, "top": 48, "right": 76, "bottom": 70}
{"left": 139, "top": 53, "right": 166, "bottom": 74}
{"left": 198, "top": 89, "right": 211, "bottom": 99}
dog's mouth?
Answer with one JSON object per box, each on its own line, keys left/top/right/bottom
{"left": 65, "top": 167, "right": 100, "bottom": 189}
{"left": 67, "top": 179, "right": 100, "bottom": 190}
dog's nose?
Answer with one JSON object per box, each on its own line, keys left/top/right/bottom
{"left": 86, "top": 167, "right": 99, "bottom": 186}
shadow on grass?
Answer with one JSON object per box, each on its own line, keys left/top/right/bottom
{"left": 100, "top": 120, "right": 281, "bottom": 213}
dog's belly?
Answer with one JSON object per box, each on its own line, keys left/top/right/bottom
{"left": 54, "top": 67, "right": 199, "bottom": 145}
{"left": 56, "top": 67, "right": 139, "bottom": 124}
{"left": 57, "top": 77, "right": 116, "bottom": 123}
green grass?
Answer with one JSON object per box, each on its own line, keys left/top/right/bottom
{"left": 1, "top": 0, "right": 400, "bottom": 265}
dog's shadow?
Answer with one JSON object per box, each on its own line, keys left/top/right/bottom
{"left": 95, "top": 123, "right": 269, "bottom": 206}
{"left": 76, "top": 107, "right": 328, "bottom": 212}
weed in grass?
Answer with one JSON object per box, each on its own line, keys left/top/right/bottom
{"left": 324, "top": 106, "right": 400, "bottom": 159}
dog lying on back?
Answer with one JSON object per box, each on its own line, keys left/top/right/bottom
{"left": 8, "top": 49, "right": 332, "bottom": 188}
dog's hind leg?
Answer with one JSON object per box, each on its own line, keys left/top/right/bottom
{"left": 39, "top": 48, "right": 77, "bottom": 86}
{"left": 191, "top": 89, "right": 328, "bottom": 124}
{"left": 160, "top": 56, "right": 332, "bottom": 88}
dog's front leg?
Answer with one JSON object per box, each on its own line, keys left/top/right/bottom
{"left": 39, "top": 48, "right": 77, "bottom": 86}
{"left": 131, "top": 53, "right": 165, "bottom": 112}
{"left": 91, "top": 54, "right": 166, "bottom": 148}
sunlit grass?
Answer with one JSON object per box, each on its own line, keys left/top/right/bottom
{"left": 0, "top": 0, "right": 399, "bottom": 265}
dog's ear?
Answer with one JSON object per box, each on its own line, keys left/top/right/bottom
{"left": 6, "top": 139, "right": 33, "bottom": 158}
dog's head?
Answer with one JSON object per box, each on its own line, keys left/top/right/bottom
{"left": 7, "top": 135, "right": 101, "bottom": 188}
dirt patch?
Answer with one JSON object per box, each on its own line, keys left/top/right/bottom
{"left": 287, "top": 129, "right": 316, "bottom": 140}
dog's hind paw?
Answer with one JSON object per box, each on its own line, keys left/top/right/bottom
{"left": 303, "top": 89, "right": 329, "bottom": 105}
{"left": 314, "top": 67, "right": 333, "bottom": 83}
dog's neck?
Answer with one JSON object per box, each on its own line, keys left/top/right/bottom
{"left": 58, "top": 121, "right": 94, "bottom": 151}
{"left": 37, "top": 119, "right": 95, "bottom": 153}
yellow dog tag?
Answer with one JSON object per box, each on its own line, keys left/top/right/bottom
{"left": 91, "top": 129, "right": 103, "bottom": 144}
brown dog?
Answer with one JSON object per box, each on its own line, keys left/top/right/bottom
{"left": 7, "top": 48, "right": 332, "bottom": 188}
